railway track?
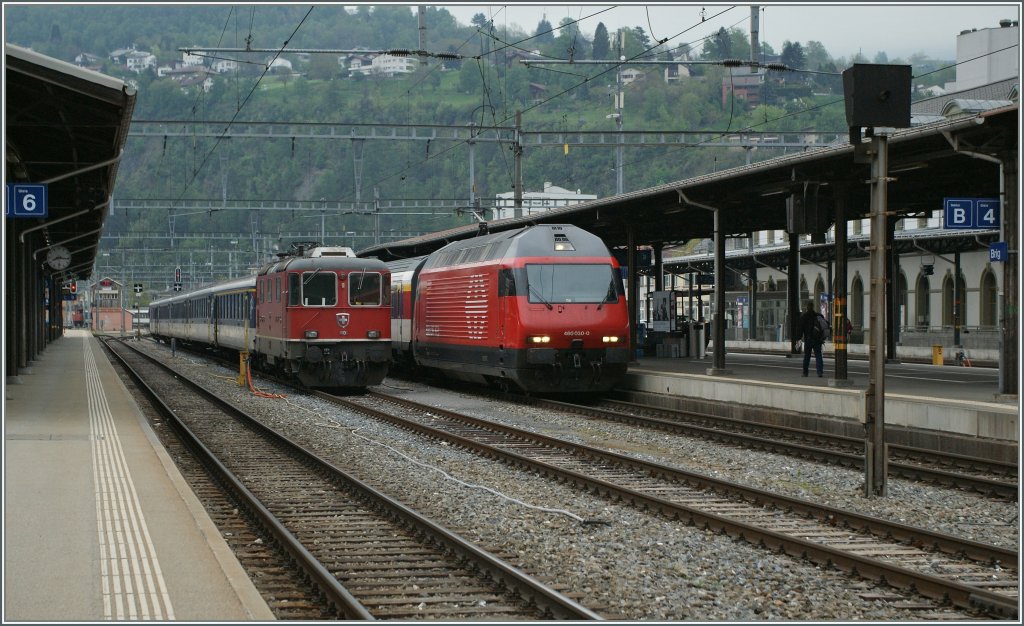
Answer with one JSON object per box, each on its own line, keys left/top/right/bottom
{"left": 104, "top": 339, "right": 601, "bottom": 621}
{"left": 322, "top": 389, "right": 1018, "bottom": 619}
{"left": 522, "top": 396, "right": 1019, "bottom": 500}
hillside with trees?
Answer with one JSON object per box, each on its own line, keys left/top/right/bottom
{"left": 4, "top": 5, "right": 957, "bottom": 291}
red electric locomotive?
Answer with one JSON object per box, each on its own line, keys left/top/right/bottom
{"left": 151, "top": 243, "right": 391, "bottom": 390}
{"left": 254, "top": 243, "right": 391, "bottom": 388}
{"left": 389, "top": 224, "right": 630, "bottom": 394}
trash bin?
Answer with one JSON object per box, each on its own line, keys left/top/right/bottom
{"left": 931, "top": 345, "right": 943, "bottom": 366}
{"left": 690, "top": 324, "right": 705, "bottom": 359}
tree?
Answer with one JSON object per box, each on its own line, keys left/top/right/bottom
{"left": 704, "top": 27, "right": 731, "bottom": 59}
{"left": 873, "top": 51, "right": 889, "bottom": 64}
{"left": 781, "top": 41, "right": 806, "bottom": 69}
{"left": 803, "top": 41, "right": 830, "bottom": 71}
{"left": 632, "top": 26, "right": 651, "bottom": 49}
{"left": 592, "top": 23, "right": 610, "bottom": 60}
{"left": 535, "top": 17, "right": 554, "bottom": 43}
{"left": 470, "top": 13, "right": 489, "bottom": 29}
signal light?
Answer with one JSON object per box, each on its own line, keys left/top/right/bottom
{"left": 69, "top": 281, "right": 77, "bottom": 294}
{"left": 922, "top": 264, "right": 934, "bottom": 276}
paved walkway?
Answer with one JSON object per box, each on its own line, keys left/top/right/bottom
{"left": 4, "top": 330, "right": 273, "bottom": 621}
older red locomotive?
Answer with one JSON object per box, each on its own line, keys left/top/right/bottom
{"left": 388, "top": 224, "right": 630, "bottom": 394}
{"left": 150, "top": 243, "right": 391, "bottom": 389}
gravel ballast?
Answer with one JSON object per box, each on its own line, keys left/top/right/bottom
{"left": 132, "top": 340, "right": 1018, "bottom": 621}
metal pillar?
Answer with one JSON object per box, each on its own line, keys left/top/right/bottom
{"left": 352, "top": 138, "right": 365, "bottom": 202}
{"left": 999, "top": 153, "right": 1018, "bottom": 396}
{"left": 653, "top": 243, "right": 664, "bottom": 291}
{"left": 627, "top": 225, "right": 638, "bottom": 359}
{"left": 513, "top": 110, "right": 523, "bottom": 218}
{"left": 615, "top": 30, "right": 624, "bottom": 195}
{"left": 708, "top": 209, "right": 730, "bottom": 375}
{"left": 787, "top": 232, "right": 800, "bottom": 353}
{"left": 954, "top": 251, "right": 962, "bottom": 347}
{"left": 833, "top": 189, "right": 849, "bottom": 382}
{"left": 748, "top": 232, "right": 757, "bottom": 341}
{"left": 468, "top": 130, "right": 476, "bottom": 208}
{"left": 866, "top": 132, "right": 889, "bottom": 497}
{"left": 885, "top": 216, "right": 899, "bottom": 361}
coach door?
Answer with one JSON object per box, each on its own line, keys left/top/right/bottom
{"left": 212, "top": 294, "right": 219, "bottom": 346}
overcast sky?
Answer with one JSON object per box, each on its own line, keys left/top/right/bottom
{"left": 433, "top": 3, "right": 1020, "bottom": 61}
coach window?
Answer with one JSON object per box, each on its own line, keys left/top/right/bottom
{"left": 349, "top": 272, "right": 382, "bottom": 306}
{"left": 275, "top": 276, "right": 281, "bottom": 303}
{"left": 303, "top": 271, "right": 337, "bottom": 306}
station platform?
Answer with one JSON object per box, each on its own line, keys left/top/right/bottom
{"left": 623, "top": 350, "right": 1018, "bottom": 457}
{"left": 3, "top": 330, "right": 274, "bottom": 621}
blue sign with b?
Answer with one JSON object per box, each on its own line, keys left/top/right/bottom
{"left": 944, "top": 197, "right": 1000, "bottom": 230}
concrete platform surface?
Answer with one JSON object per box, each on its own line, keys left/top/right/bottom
{"left": 3, "top": 330, "right": 274, "bottom": 621}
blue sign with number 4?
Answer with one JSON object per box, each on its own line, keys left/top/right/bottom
{"left": 944, "top": 197, "right": 999, "bottom": 230}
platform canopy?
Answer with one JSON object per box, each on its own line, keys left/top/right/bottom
{"left": 5, "top": 43, "right": 136, "bottom": 280}
{"left": 359, "top": 106, "right": 1016, "bottom": 261}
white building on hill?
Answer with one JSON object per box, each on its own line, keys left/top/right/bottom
{"left": 492, "top": 182, "right": 596, "bottom": 221}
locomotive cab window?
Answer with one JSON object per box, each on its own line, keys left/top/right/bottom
{"left": 525, "top": 263, "right": 622, "bottom": 304}
{"left": 349, "top": 272, "right": 382, "bottom": 306}
{"left": 301, "top": 271, "right": 337, "bottom": 306}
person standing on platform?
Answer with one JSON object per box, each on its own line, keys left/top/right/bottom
{"left": 800, "top": 300, "right": 827, "bottom": 377}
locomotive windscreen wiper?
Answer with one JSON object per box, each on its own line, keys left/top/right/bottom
{"left": 529, "top": 283, "right": 554, "bottom": 310}
{"left": 303, "top": 268, "right": 322, "bottom": 285}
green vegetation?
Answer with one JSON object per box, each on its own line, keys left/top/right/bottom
{"left": 4, "top": 5, "right": 955, "bottom": 291}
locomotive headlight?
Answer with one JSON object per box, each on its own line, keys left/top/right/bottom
{"left": 304, "top": 330, "right": 319, "bottom": 339}
{"left": 367, "top": 330, "right": 380, "bottom": 338}
{"left": 602, "top": 336, "right": 621, "bottom": 343}
{"left": 527, "top": 335, "right": 551, "bottom": 344}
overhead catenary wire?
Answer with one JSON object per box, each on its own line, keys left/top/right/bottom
{"left": 348, "top": 6, "right": 738, "bottom": 203}
{"left": 617, "top": 42, "right": 1020, "bottom": 173}
{"left": 171, "top": 5, "right": 315, "bottom": 207}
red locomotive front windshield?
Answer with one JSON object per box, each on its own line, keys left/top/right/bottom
{"left": 524, "top": 263, "right": 619, "bottom": 305}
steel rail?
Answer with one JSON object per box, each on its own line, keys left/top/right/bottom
{"left": 108, "top": 339, "right": 601, "bottom": 621}
{"left": 104, "top": 340, "right": 373, "bottom": 619}
{"left": 324, "top": 390, "right": 1018, "bottom": 619}
{"left": 525, "top": 396, "right": 1018, "bottom": 499}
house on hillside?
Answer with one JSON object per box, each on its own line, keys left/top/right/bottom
{"left": 664, "top": 63, "right": 691, "bottom": 83}
{"left": 181, "top": 47, "right": 205, "bottom": 67}
{"left": 371, "top": 53, "right": 417, "bottom": 77}
{"left": 722, "top": 67, "right": 766, "bottom": 107}
{"left": 212, "top": 58, "right": 238, "bottom": 74}
{"left": 126, "top": 50, "right": 157, "bottom": 73}
{"left": 108, "top": 45, "right": 136, "bottom": 64}
{"left": 74, "top": 52, "right": 102, "bottom": 69}
{"left": 528, "top": 82, "right": 546, "bottom": 104}
{"left": 163, "top": 66, "right": 216, "bottom": 92}
{"left": 492, "top": 182, "right": 597, "bottom": 220}
{"left": 620, "top": 67, "right": 645, "bottom": 85}
{"left": 267, "top": 57, "right": 294, "bottom": 74}
{"left": 345, "top": 54, "right": 374, "bottom": 77}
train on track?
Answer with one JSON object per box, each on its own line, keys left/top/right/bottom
{"left": 387, "top": 224, "right": 630, "bottom": 394}
{"left": 150, "top": 242, "right": 391, "bottom": 389}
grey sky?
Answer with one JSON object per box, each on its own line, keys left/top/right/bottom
{"left": 434, "top": 3, "right": 1020, "bottom": 61}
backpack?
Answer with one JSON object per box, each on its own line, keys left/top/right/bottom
{"left": 811, "top": 314, "right": 830, "bottom": 344}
